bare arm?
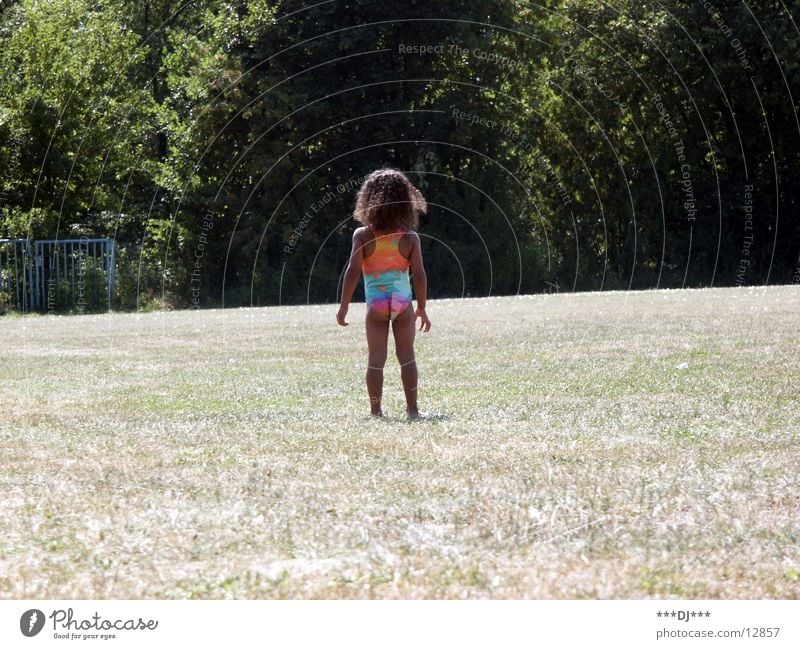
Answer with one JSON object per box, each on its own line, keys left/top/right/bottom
{"left": 337, "top": 229, "right": 364, "bottom": 326}
{"left": 409, "top": 232, "right": 431, "bottom": 332}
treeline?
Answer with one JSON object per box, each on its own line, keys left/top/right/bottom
{"left": 1, "top": 0, "right": 798, "bottom": 311}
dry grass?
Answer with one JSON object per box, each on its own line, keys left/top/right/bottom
{"left": 1, "top": 286, "right": 798, "bottom": 599}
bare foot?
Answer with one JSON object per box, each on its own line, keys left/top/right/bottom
{"left": 371, "top": 409, "right": 383, "bottom": 417}
{"left": 406, "top": 408, "right": 422, "bottom": 420}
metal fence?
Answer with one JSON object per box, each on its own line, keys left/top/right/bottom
{"left": 0, "top": 237, "right": 116, "bottom": 313}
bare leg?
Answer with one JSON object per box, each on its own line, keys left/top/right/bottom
{"left": 365, "top": 307, "right": 389, "bottom": 416}
{"left": 392, "top": 304, "right": 419, "bottom": 417}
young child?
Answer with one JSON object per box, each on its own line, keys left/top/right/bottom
{"left": 336, "top": 169, "right": 431, "bottom": 418}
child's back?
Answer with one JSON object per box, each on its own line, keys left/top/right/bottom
{"left": 337, "top": 169, "right": 431, "bottom": 418}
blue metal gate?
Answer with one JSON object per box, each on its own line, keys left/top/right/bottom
{"left": 0, "top": 237, "right": 116, "bottom": 312}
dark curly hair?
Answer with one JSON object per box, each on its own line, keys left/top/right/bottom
{"left": 353, "top": 168, "right": 427, "bottom": 233}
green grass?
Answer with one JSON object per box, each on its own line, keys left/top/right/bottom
{"left": 0, "top": 286, "right": 798, "bottom": 598}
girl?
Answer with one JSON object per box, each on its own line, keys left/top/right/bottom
{"left": 336, "top": 169, "right": 431, "bottom": 418}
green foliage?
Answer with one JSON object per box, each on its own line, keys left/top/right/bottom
{"left": 0, "top": 206, "right": 59, "bottom": 239}
{"left": 0, "top": 0, "right": 158, "bottom": 224}
{"left": 1, "top": 0, "right": 798, "bottom": 311}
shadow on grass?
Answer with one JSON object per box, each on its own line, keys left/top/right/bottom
{"left": 360, "top": 412, "right": 450, "bottom": 424}
{"left": 406, "top": 413, "right": 449, "bottom": 423}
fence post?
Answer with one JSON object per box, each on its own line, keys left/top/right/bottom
{"left": 111, "top": 239, "right": 117, "bottom": 308}
{"left": 34, "top": 241, "right": 41, "bottom": 310}
{"left": 0, "top": 242, "right": 5, "bottom": 296}
{"left": 12, "top": 240, "right": 20, "bottom": 309}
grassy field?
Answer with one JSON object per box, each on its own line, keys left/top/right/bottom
{"left": 1, "top": 286, "right": 798, "bottom": 599}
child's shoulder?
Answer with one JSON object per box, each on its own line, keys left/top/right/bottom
{"left": 353, "top": 226, "right": 370, "bottom": 241}
{"left": 400, "top": 229, "right": 420, "bottom": 243}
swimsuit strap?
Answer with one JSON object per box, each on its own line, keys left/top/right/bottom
{"left": 370, "top": 225, "right": 404, "bottom": 240}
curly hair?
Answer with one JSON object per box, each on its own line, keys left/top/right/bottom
{"left": 353, "top": 168, "right": 427, "bottom": 233}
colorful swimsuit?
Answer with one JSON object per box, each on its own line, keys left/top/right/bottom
{"left": 362, "top": 227, "right": 412, "bottom": 320}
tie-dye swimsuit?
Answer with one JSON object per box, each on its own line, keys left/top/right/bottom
{"left": 362, "top": 227, "right": 412, "bottom": 320}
